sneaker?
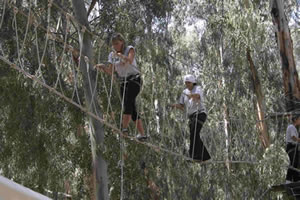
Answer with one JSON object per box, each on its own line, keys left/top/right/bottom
{"left": 187, "top": 157, "right": 210, "bottom": 164}
{"left": 188, "top": 159, "right": 204, "bottom": 164}
{"left": 193, "top": 159, "right": 203, "bottom": 163}
{"left": 122, "top": 128, "right": 129, "bottom": 136}
{"left": 136, "top": 133, "right": 147, "bottom": 141}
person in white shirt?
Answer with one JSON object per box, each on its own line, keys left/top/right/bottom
{"left": 171, "top": 74, "right": 211, "bottom": 162}
{"left": 286, "top": 115, "right": 300, "bottom": 183}
{"left": 94, "top": 33, "right": 147, "bottom": 141}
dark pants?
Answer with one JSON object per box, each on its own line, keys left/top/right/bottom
{"left": 189, "top": 112, "right": 211, "bottom": 161}
{"left": 286, "top": 143, "right": 300, "bottom": 182}
{"left": 120, "top": 76, "right": 141, "bottom": 122}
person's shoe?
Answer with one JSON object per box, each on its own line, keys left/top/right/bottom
{"left": 286, "top": 180, "right": 292, "bottom": 184}
{"left": 186, "top": 159, "right": 201, "bottom": 164}
{"left": 136, "top": 133, "right": 147, "bottom": 141}
{"left": 193, "top": 159, "right": 203, "bottom": 163}
{"left": 122, "top": 128, "right": 129, "bottom": 137}
{"left": 188, "top": 157, "right": 210, "bottom": 164}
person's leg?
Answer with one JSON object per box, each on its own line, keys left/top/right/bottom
{"left": 287, "top": 151, "right": 295, "bottom": 181}
{"left": 189, "top": 117, "right": 197, "bottom": 159}
{"left": 286, "top": 144, "right": 297, "bottom": 182}
{"left": 189, "top": 113, "right": 210, "bottom": 161}
{"left": 122, "top": 114, "right": 132, "bottom": 129}
{"left": 120, "top": 82, "right": 131, "bottom": 134}
{"left": 189, "top": 114, "right": 201, "bottom": 159}
{"left": 292, "top": 146, "right": 300, "bottom": 182}
{"left": 127, "top": 77, "right": 146, "bottom": 138}
{"left": 130, "top": 96, "right": 145, "bottom": 135}
{"left": 295, "top": 148, "right": 300, "bottom": 181}
{"left": 135, "top": 119, "right": 145, "bottom": 135}
{"left": 132, "top": 108, "right": 146, "bottom": 139}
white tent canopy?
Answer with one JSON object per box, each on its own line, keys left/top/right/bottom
{"left": 0, "top": 175, "right": 52, "bottom": 200}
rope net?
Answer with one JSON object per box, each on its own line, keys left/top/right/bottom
{"left": 0, "top": 1, "right": 294, "bottom": 199}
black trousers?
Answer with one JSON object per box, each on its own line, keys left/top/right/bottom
{"left": 189, "top": 112, "right": 211, "bottom": 161}
{"left": 120, "top": 76, "right": 141, "bottom": 121}
{"left": 286, "top": 143, "right": 300, "bottom": 182}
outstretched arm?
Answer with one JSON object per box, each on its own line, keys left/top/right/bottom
{"left": 171, "top": 103, "right": 184, "bottom": 111}
{"left": 292, "top": 136, "right": 300, "bottom": 143}
{"left": 94, "top": 63, "right": 114, "bottom": 76}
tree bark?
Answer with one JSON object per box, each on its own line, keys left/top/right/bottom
{"left": 247, "top": 48, "right": 270, "bottom": 148}
{"left": 271, "top": 0, "right": 300, "bottom": 112}
{"left": 71, "top": 1, "right": 108, "bottom": 200}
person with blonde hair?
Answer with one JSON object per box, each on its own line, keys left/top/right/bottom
{"left": 95, "top": 33, "right": 147, "bottom": 141}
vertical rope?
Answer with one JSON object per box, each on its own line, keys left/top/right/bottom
{"left": 107, "top": 61, "right": 115, "bottom": 117}
{"left": 34, "top": 23, "right": 41, "bottom": 69}
{"left": 34, "top": 0, "right": 53, "bottom": 83}
{"left": 54, "top": 14, "right": 70, "bottom": 90}
{"left": 12, "top": 7, "right": 22, "bottom": 68}
{"left": 192, "top": 112, "right": 197, "bottom": 159}
{"left": 119, "top": 62, "right": 127, "bottom": 200}
{"left": 18, "top": 2, "right": 31, "bottom": 69}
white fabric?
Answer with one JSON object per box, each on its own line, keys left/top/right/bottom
{"left": 108, "top": 45, "right": 140, "bottom": 78}
{"left": 0, "top": 175, "right": 51, "bottom": 200}
{"left": 286, "top": 124, "right": 298, "bottom": 144}
{"left": 179, "top": 85, "right": 206, "bottom": 116}
{"left": 184, "top": 74, "right": 196, "bottom": 83}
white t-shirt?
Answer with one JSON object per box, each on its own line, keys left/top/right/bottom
{"left": 286, "top": 124, "right": 298, "bottom": 144}
{"left": 179, "top": 85, "right": 206, "bottom": 116}
{"left": 108, "top": 45, "right": 140, "bottom": 78}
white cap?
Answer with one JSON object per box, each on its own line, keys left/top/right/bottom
{"left": 184, "top": 74, "right": 196, "bottom": 83}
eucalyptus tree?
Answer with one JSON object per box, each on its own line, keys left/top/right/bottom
{"left": 271, "top": 0, "right": 300, "bottom": 112}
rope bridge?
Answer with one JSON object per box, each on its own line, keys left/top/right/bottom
{"left": 0, "top": 0, "right": 264, "bottom": 165}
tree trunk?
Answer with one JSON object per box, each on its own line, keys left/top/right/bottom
{"left": 271, "top": 0, "right": 300, "bottom": 112}
{"left": 71, "top": 1, "right": 108, "bottom": 200}
{"left": 247, "top": 48, "right": 270, "bottom": 148}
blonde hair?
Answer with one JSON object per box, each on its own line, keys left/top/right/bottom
{"left": 111, "top": 32, "right": 126, "bottom": 53}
